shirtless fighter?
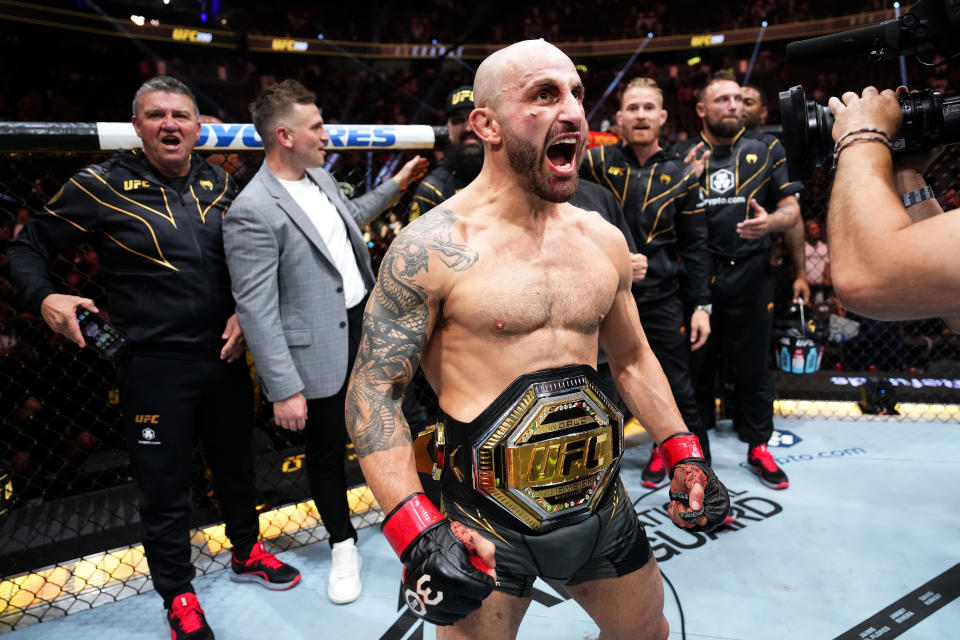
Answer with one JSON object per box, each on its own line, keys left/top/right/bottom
{"left": 345, "top": 40, "right": 729, "bottom": 639}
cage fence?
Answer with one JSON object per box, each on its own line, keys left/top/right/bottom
{"left": 1, "top": 141, "right": 960, "bottom": 632}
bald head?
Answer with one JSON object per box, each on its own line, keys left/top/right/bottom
{"left": 474, "top": 40, "right": 574, "bottom": 110}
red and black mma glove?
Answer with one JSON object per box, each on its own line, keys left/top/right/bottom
{"left": 382, "top": 493, "right": 495, "bottom": 626}
{"left": 660, "top": 433, "right": 730, "bottom": 532}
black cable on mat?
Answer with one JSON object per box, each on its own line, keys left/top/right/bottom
{"left": 661, "top": 570, "right": 686, "bottom": 640}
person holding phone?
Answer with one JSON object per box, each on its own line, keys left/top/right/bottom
{"left": 7, "top": 76, "right": 300, "bottom": 640}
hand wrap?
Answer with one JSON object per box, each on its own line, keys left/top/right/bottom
{"left": 382, "top": 493, "right": 494, "bottom": 625}
{"left": 660, "top": 433, "right": 730, "bottom": 532}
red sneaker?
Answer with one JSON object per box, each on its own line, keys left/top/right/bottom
{"left": 167, "top": 593, "right": 214, "bottom": 640}
{"left": 230, "top": 541, "right": 301, "bottom": 590}
{"left": 641, "top": 445, "right": 666, "bottom": 488}
{"left": 747, "top": 444, "right": 789, "bottom": 490}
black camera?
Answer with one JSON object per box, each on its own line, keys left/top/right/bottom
{"left": 780, "top": 0, "right": 960, "bottom": 180}
{"left": 778, "top": 85, "right": 960, "bottom": 181}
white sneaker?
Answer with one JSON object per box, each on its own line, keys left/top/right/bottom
{"left": 328, "top": 539, "right": 363, "bottom": 604}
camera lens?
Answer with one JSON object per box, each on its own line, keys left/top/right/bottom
{"left": 898, "top": 90, "right": 943, "bottom": 154}
{"left": 778, "top": 85, "right": 834, "bottom": 181}
{"left": 780, "top": 85, "right": 960, "bottom": 181}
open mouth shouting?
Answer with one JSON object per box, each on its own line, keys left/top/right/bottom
{"left": 160, "top": 133, "right": 183, "bottom": 152}
{"left": 546, "top": 133, "right": 580, "bottom": 175}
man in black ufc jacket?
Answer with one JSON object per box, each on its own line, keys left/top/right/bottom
{"left": 407, "top": 86, "right": 483, "bottom": 222}
{"left": 581, "top": 77, "right": 714, "bottom": 486}
{"left": 8, "top": 76, "right": 299, "bottom": 640}
{"left": 686, "top": 71, "right": 803, "bottom": 490}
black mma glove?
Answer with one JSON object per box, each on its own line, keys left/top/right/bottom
{"left": 660, "top": 433, "right": 730, "bottom": 532}
{"left": 382, "top": 493, "right": 495, "bottom": 625}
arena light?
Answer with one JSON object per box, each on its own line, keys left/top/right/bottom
{"left": 129, "top": 14, "right": 145, "bottom": 26}
{"left": 687, "top": 56, "right": 702, "bottom": 66}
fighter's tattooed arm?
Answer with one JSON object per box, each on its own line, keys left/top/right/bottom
{"left": 346, "top": 207, "right": 477, "bottom": 458}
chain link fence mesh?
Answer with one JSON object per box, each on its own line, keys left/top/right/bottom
{"left": 2, "top": 139, "right": 960, "bottom": 631}
{"left": 0, "top": 149, "right": 422, "bottom": 632}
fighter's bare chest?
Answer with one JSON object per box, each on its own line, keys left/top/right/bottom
{"left": 445, "top": 238, "right": 617, "bottom": 335}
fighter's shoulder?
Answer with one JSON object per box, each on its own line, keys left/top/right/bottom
{"left": 394, "top": 204, "right": 464, "bottom": 245}
{"left": 388, "top": 205, "right": 479, "bottom": 281}
{"left": 570, "top": 201, "right": 626, "bottom": 246}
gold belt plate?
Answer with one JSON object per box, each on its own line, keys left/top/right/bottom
{"left": 471, "top": 372, "right": 623, "bottom": 532}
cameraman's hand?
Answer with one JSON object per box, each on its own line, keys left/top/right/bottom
{"left": 828, "top": 87, "right": 901, "bottom": 142}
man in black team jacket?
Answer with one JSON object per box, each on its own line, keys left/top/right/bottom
{"left": 8, "top": 76, "right": 299, "bottom": 640}
{"left": 407, "top": 86, "right": 483, "bottom": 221}
{"left": 581, "top": 77, "right": 713, "bottom": 488}
{"left": 686, "top": 71, "right": 803, "bottom": 490}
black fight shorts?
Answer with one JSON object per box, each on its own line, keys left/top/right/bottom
{"left": 442, "top": 479, "right": 651, "bottom": 597}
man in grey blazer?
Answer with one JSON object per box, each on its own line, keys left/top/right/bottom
{"left": 223, "top": 79, "right": 428, "bottom": 604}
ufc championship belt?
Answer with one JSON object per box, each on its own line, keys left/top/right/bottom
{"left": 414, "top": 365, "right": 623, "bottom": 534}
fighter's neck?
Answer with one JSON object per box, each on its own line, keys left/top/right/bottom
{"left": 469, "top": 169, "right": 566, "bottom": 223}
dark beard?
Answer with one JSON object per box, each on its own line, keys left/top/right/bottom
{"left": 445, "top": 141, "right": 483, "bottom": 181}
{"left": 705, "top": 116, "right": 742, "bottom": 139}
{"left": 502, "top": 123, "right": 581, "bottom": 203}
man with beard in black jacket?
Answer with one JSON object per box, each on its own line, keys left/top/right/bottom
{"left": 407, "top": 86, "right": 484, "bottom": 222}
{"left": 7, "top": 76, "right": 300, "bottom": 640}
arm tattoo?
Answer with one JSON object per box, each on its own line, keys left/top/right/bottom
{"left": 346, "top": 208, "right": 477, "bottom": 457}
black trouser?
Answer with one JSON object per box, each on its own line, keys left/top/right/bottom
{"left": 636, "top": 295, "right": 711, "bottom": 465}
{"left": 302, "top": 300, "right": 364, "bottom": 546}
{"left": 691, "top": 251, "right": 776, "bottom": 447}
{"left": 120, "top": 354, "right": 258, "bottom": 607}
